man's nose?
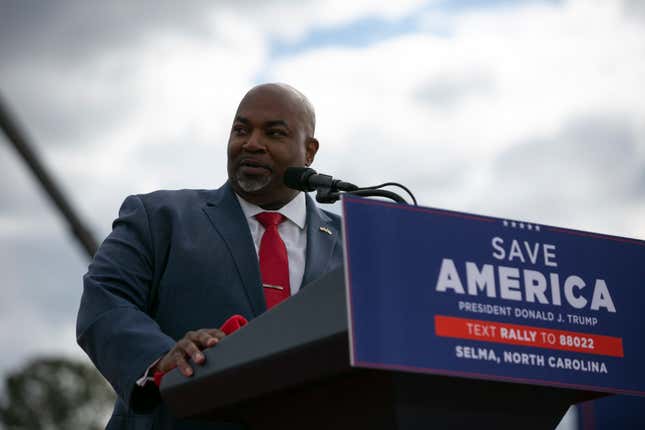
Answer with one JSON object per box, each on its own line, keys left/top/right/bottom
{"left": 242, "top": 130, "right": 266, "bottom": 152}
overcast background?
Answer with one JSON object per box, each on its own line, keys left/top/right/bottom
{"left": 1, "top": 0, "right": 644, "bottom": 427}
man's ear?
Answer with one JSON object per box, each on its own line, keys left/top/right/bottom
{"left": 305, "top": 138, "right": 319, "bottom": 166}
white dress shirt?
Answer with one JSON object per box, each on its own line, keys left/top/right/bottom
{"left": 236, "top": 191, "right": 307, "bottom": 295}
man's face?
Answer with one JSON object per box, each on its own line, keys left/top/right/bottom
{"left": 227, "top": 87, "right": 317, "bottom": 209}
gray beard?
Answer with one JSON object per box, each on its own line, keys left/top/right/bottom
{"left": 236, "top": 171, "right": 271, "bottom": 193}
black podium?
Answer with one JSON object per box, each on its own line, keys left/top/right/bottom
{"left": 160, "top": 269, "right": 604, "bottom": 429}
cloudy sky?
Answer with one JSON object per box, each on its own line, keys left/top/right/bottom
{"left": 1, "top": 0, "right": 644, "bottom": 423}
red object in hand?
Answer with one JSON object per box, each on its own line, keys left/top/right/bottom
{"left": 153, "top": 369, "right": 165, "bottom": 387}
{"left": 153, "top": 314, "right": 249, "bottom": 387}
{"left": 219, "top": 314, "right": 248, "bottom": 335}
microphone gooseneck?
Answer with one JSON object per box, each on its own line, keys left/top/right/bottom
{"left": 283, "top": 167, "right": 416, "bottom": 205}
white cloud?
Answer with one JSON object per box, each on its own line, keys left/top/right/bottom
{"left": 2, "top": 8, "right": 272, "bottom": 234}
{"left": 266, "top": 0, "right": 645, "bottom": 236}
{"left": 0, "top": 309, "right": 85, "bottom": 378}
{"left": 220, "top": 0, "right": 429, "bottom": 43}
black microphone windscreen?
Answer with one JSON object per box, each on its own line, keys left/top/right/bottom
{"left": 284, "top": 167, "right": 316, "bottom": 191}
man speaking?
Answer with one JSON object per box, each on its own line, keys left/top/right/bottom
{"left": 77, "top": 83, "right": 344, "bottom": 429}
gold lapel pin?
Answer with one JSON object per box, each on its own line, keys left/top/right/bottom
{"left": 319, "top": 226, "right": 333, "bottom": 235}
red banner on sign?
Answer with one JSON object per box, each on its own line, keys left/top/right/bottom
{"left": 435, "top": 315, "right": 624, "bottom": 358}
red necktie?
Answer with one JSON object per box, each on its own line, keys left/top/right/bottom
{"left": 255, "top": 212, "right": 291, "bottom": 309}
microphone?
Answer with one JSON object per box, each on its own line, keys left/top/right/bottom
{"left": 284, "top": 167, "right": 358, "bottom": 192}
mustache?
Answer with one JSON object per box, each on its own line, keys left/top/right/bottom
{"left": 238, "top": 158, "right": 273, "bottom": 171}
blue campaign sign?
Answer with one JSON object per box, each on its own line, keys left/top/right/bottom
{"left": 342, "top": 195, "right": 645, "bottom": 396}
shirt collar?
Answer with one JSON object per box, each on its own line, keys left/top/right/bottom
{"left": 235, "top": 191, "right": 307, "bottom": 230}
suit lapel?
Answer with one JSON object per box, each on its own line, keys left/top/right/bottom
{"left": 302, "top": 195, "right": 339, "bottom": 287}
{"left": 202, "top": 183, "right": 265, "bottom": 316}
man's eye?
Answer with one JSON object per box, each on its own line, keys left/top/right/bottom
{"left": 267, "top": 129, "right": 287, "bottom": 137}
{"left": 232, "top": 125, "right": 247, "bottom": 135}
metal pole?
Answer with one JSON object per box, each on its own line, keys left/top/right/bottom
{"left": 0, "top": 92, "right": 98, "bottom": 258}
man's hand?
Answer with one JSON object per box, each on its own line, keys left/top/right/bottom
{"left": 154, "top": 329, "right": 226, "bottom": 377}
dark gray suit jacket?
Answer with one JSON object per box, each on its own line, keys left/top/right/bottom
{"left": 76, "top": 182, "right": 344, "bottom": 429}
